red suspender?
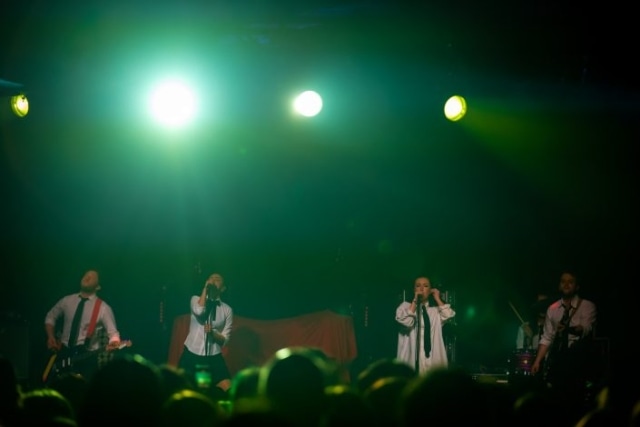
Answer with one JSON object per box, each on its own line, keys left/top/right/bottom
{"left": 86, "top": 298, "right": 103, "bottom": 339}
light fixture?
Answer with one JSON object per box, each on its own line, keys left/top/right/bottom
{"left": 10, "top": 93, "right": 29, "bottom": 117}
{"left": 444, "top": 95, "right": 467, "bottom": 122}
{"left": 293, "top": 90, "right": 323, "bottom": 117}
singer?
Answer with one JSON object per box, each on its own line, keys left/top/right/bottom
{"left": 395, "top": 276, "right": 455, "bottom": 375}
{"left": 179, "top": 272, "right": 233, "bottom": 398}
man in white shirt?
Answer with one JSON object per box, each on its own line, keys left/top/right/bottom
{"left": 44, "top": 269, "right": 121, "bottom": 381}
{"left": 516, "top": 293, "right": 550, "bottom": 351}
{"left": 531, "top": 271, "right": 597, "bottom": 404}
{"left": 395, "top": 276, "right": 456, "bottom": 375}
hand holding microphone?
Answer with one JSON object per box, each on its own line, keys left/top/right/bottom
{"left": 413, "top": 292, "right": 422, "bottom": 304}
{"left": 206, "top": 281, "right": 222, "bottom": 302}
{"left": 205, "top": 282, "right": 214, "bottom": 299}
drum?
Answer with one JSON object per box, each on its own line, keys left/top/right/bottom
{"left": 509, "top": 350, "right": 536, "bottom": 377}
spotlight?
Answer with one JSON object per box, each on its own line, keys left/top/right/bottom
{"left": 293, "top": 90, "right": 323, "bottom": 117}
{"left": 147, "top": 77, "right": 199, "bottom": 130}
{"left": 444, "top": 95, "right": 467, "bottom": 122}
{"left": 10, "top": 94, "right": 29, "bottom": 117}
{"left": 1, "top": 78, "right": 29, "bottom": 118}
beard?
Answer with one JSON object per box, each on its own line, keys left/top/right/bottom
{"left": 81, "top": 283, "right": 98, "bottom": 293}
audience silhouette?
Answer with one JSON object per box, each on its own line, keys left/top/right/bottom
{"left": 1, "top": 344, "right": 634, "bottom": 427}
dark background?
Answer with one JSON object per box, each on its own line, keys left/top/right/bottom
{"left": 1, "top": 0, "right": 637, "bottom": 384}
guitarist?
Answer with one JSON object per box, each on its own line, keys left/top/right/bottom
{"left": 531, "top": 271, "right": 596, "bottom": 407}
{"left": 44, "top": 269, "right": 121, "bottom": 382}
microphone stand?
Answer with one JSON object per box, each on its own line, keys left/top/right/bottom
{"left": 204, "top": 287, "right": 212, "bottom": 357}
{"left": 415, "top": 298, "right": 421, "bottom": 372}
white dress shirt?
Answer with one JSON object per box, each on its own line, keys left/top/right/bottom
{"left": 539, "top": 296, "right": 597, "bottom": 349}
{"left": 396, "top": 301, "right": 455, "bottom": 374}
{"left": 44, "top": 293, "right": 120, "bottom": 351}
{"left": 183, "top": 296, "right": 233, "bottom": 356}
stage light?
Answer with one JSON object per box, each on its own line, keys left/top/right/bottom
{"left": 293, "top": 90, "right": 323, "bottom": 117}
{"left": 444, "top": 95, "right": 467, "bottom": 122}
{"left": 147, "top": 78, "right": 199, "bottom": 129}
{"left": 10, "top": 94, "right": 29, "bottom": 117}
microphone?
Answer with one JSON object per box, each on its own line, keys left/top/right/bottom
{"left": 205, "top": 282, "right": 216, "bottom": 294}
{"left": 206, "top": 285, "right": 218, "bottom": 301}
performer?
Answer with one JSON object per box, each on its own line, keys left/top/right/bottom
{"left": 516, "top": 292, "right": 550, "bottom": 351}
{"left": 179, "top": 272, "right": 233, "bottom": 395}
{"left": 508, "top": 292, "right": 551, "bottom": 382}
{"left": 396, "top": 276, "right": 455, "bottom": 374}
{"left": 44, "top": 269, "right": 121, "bottom": 381}
{"left": 531, "top": 271, "right": 597, "bottom": 398}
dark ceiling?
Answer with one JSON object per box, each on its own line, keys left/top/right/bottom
{"left": 1, "top": 0, "right": 637, "bottom": 85}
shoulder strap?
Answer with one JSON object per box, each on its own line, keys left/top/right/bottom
{"left": 86, "top": 298, "right": 103, "bottom": 339}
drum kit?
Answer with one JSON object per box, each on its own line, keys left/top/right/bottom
{"left": 509, "top": 349, "right": 536, "bottom": 377}
{"left": 508, "top": 300, "right": 541, "bottom": 380}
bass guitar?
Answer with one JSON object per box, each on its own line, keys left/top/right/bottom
{"left": 42, "top": 340, "right": 132, "bottom": 384}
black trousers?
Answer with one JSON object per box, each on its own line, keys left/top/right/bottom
{"left": 178, "top": 347, "right": 231, "bottom": 390}
{"left": 546, "top": 341, "right": 599, "bottom": 410}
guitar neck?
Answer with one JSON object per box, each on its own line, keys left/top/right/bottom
{"left": 68, "top": 340, "right": 132, "bottom": 362}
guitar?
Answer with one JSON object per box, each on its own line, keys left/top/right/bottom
{"left": 42, "top": 339, "right": 132, "bottom": 384}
